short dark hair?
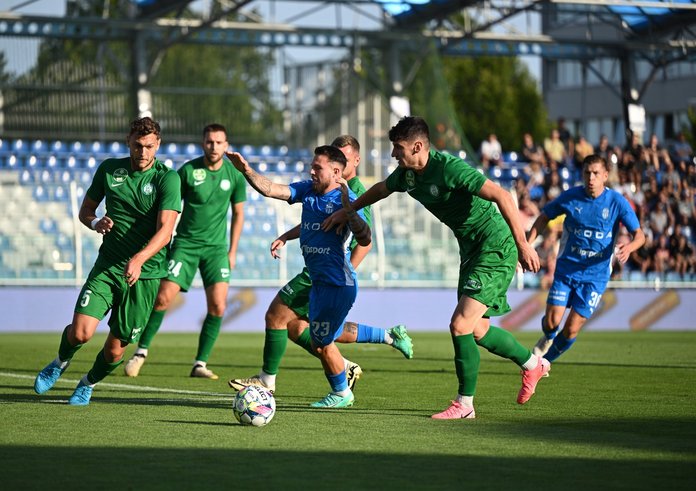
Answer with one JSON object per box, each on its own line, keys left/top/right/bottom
{"left": 129, "top": 117, "right": 161, "bottom": 139}
{"left": 314, "top": 145, "right": 347, "bottom": 167}
{"left": 388, "top": 116, "right": 430, "bottom": 143}
{"left": 203, "top": 123, "right": 228, "bottom": 139}
{"left": 583, "top": 154, "right": 609, "bottom": 171}
{"left": 331, "top": 135, "right": 360, "bottom": 153}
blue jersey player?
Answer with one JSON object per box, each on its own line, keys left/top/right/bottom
{"left": 527, "top": 154, "right": 645, "bottom": 361}
{"left": 227, "top": 145, "right": 371, "bottom": 408}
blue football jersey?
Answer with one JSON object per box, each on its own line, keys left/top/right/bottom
{"left": 288, "top": 180, "right": 365, "bottom": 286}
{"left": 543, "top": 186, "right": 640, "bottom": 283}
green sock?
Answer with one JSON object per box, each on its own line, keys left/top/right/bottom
{"left": 195, "top": 314, "right": 222, "bottom": 362}
{"left": 86, "top": 349, "right": 124, "bottom": 384}
{"left": 453, "top": 333, "right": 480, "bottom": 397}
{"left": 477, "top": 325, "right": 532, "bottom": 367}
{"left": 294, "top": 329, "right": 315, "bottom": 356}
{"left": 139, "top": 309, "right": 167, "bottom": 349}
{"left": 262, "top": 329, "right": 288, "bottom": 375}
{"left": 57, "top": 325, "right": 82, "bottom": 361}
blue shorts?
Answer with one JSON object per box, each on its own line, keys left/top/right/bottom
{"left": 547, "top": 276, "right": 606, "bottom": 319}
{"left": 308, "top": 282, "right": 357, "bottom": 347}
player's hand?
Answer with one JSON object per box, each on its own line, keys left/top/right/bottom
{"left": 337, "top": 177, "right": 352, "bottom": 211}
{"left": 615, "top": 243, "right": 631, "bottom": 264}
{"left": 225, "top": 152, "right": 251, "bottom": 174}
{"left": 270, "top": 237, "right": 286, "bottom": 259}
{"left": 322, "top": 208, "right": 348, "bottom": 234}
{"left": 228, "top": 251, "right": 237, "bottom": 270}
{"left": 518, "top": 242, "right": 541, "bottom": 273}
{"left": 124, "top": 259, "right": 143, "bottom": 287}
{"left": 93, "top": 216, "right": 114, "bottom": 235}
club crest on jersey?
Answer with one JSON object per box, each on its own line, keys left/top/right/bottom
{"left": 430, "top": 185, "right": 440, "bottom": 197}
{"left": 221, "top": 179, "right": 231, "bottom": 191}
{"left": 325, "top": 201, "right": 334, "bottom": 214}
{"left": 405, "top": 170, "right": 416, "bottom": 188}
{"left": 113, "top": 168, "right": 128, "bottom": 183}
{"left": 142, "top": 183, "right": 154, "bottom": 195}
{"left": 602, "top": 208, "right": 609, "bottom": 219}
{"left": 193, "top": 169, "right": 206, "bottom": 182}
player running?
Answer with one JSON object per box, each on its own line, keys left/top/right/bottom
{"left": 527, "top": 154, "right": 645, "bottom": 361}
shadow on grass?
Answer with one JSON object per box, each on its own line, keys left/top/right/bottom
{"left": 0, "top": 445, "right": 693, "bottom": 490}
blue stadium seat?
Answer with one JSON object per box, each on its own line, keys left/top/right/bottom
{"left": 109, "top": 141, "right": 127, "bottom": 155}
{"left": 50, "top": 140, "right": 67, "bottom": 153}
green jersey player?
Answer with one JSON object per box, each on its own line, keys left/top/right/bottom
{"left": 323, "top": 117, "right": 549, "bottom": 419}
{"left": 33, "top": 117, "right": 181, "bottom": 406}
{"left": 124, "top": 123, "right": 246, "bottom": 380}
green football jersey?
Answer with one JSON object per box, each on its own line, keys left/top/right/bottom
{"left": 86, "top": 157, "right": 182, "bottom": 278}
{"left": 348, "top": 175, "right": 371, "bottom": 251}
{"left": 173, "top": 156, "right": 247, "bottom": 247}
{"left": 385, "top": 149, "right": 511, "bottom": 256}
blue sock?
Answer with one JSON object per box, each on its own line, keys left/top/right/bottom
{"left": 326, "top": 370, "right": 348, "bottom": 392}
{"left": 356, "top": 323, "right": 386, "bottom": 343}
{"left": 544, "top": 332, "right": 576, "bottom": 362}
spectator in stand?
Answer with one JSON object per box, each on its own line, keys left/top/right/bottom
{"left": 521, "top": 133, "right": 546, "bottom": 167}
{"left": 574, "top": 136, "right": 594, "bottom": 168}
{"left": 543, "top": 169, "right": 563, "bottom": 203}
{"left": 535, "top": 232, "right": 558, "bottom": 289}
{"left": 685, "top": 162, "right": 696, "bottom": 189}
{"left": 628, "top": 236, "right": 653, "bottom": 276}
{"left": 662, "top": 159, "right": 682, "bottom": 197}
{"left": 480, "top": 133, "right": 503, "bottom": 170}
{"left": 620, "top": 132, "right": 643, "bottom": 183}
{"left": 524, "top": 160, "right": 546, "bottom": 204}
{"left": 596, "top": 135, "right": 613, "bottom": 162}
{"left": 672, "top": 234, "right": 695, "bottom": 278}
{"left": 671, "top": 131, "right": 694, "bottom": 170}
{"left": 556, "top": 118, "right": 574, "bottom": 160}
{"left": 649, "top": 196, "right": 675, "bottom": 239}
{"left": 651, "top": 234, "right": 672, "bottom": 276}
{"left": 544, "top": 129, "right": 567, "bottom": 167}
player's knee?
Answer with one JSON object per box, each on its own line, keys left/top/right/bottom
{"left": 208, "top": 303, "right": 225, "bottom": 317}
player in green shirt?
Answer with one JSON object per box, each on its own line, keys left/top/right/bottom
{"left": 228, "top": 135, "right": 413, "bottom": 395}
{"left": 124, "top": 123, "right": 246, "bottom": 380}
{"left": 323, "top": 117, "right": 550, "bottom": 419}
{"left": 33, "top": 117, "right": 181, "bottom": 406}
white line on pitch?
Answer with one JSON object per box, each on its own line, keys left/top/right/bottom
{"left": 0, "top": 371, "right": 233, "bottom": 398}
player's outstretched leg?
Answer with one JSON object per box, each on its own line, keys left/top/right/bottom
{"left": 34, "top": 358, "right": 70, "bottom": 394}
{"left": 387, "top": 325, "right": 414, "bottom": 359}
{"left": 517, "top": 355, "right": 551, "bottom": 404}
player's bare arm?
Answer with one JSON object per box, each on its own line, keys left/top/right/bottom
{"left": 226, "top": 151, "right": 291, "bottom": 200}
{"left": 478, "top": 179, "right": 540, "bottom": 273}
{"left": 270, "top": 224, "right": 300, "bottom": 259}
{"left": 322, "top": 180, "right": 391, "bottom": 232}
{"left": 78, "top": 195, "right": 113, "bottom": 235}
{"left": 338, "top": 177, "right": 371, "bottom": 247}
{"left": 527, "top": 212, "right": 551, "bottom": 244}
{"left": 124, "top": 209, "right": 179, "bottom": 286}
{"left": 616, "top": 227, "right": 646, "bottom": 264}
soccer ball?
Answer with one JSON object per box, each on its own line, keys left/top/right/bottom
{"left": 233, "top": 385, "right": 276, "bottom": 427}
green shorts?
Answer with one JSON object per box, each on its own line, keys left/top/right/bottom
{"left": 75, "top": 265, "right": 160, "bottom": 344}
{"left": 278, "top": 267, "right": 312, "bottom": 319}
{"left": 457, "top": 234, "right": 517, "bottom": 317}
{"left": 167, "top": 242, "right": 230, "bottom": 291}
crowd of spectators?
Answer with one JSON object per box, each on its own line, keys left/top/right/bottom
{"left": 481, "top": 122, "right": 696, "bottom": 282}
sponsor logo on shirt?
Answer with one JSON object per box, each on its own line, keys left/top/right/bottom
{"left": 572, "top": 227, "right": 612, "bottom": 240}
{"left": 193, "top": 168, "right": 206, "bottom": 182}
{"left": 571, "top": 245, "right": 606, "bottom": 258}
{"left": 112, "top": 168, "right": 128, "bottom": 187}
{"left": 405, "top": 170, "right": 416, "bottom": 189}
{"left": 302, "top": 245, "right": 331, "bottom": 254}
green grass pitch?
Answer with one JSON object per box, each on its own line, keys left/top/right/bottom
{"left": 1, "top": 331, "right": 695, "bottom": 490}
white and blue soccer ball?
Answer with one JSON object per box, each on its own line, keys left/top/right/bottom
{"left": 233, "top": 386, "right": 276, "bottom": 427}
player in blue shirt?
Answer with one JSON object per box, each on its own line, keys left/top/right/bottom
{"left": 527, "top": 154, "right": 645, "bottom": 361}
{"left": 227, "top": 145, "right": 371, "bottom": 408}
